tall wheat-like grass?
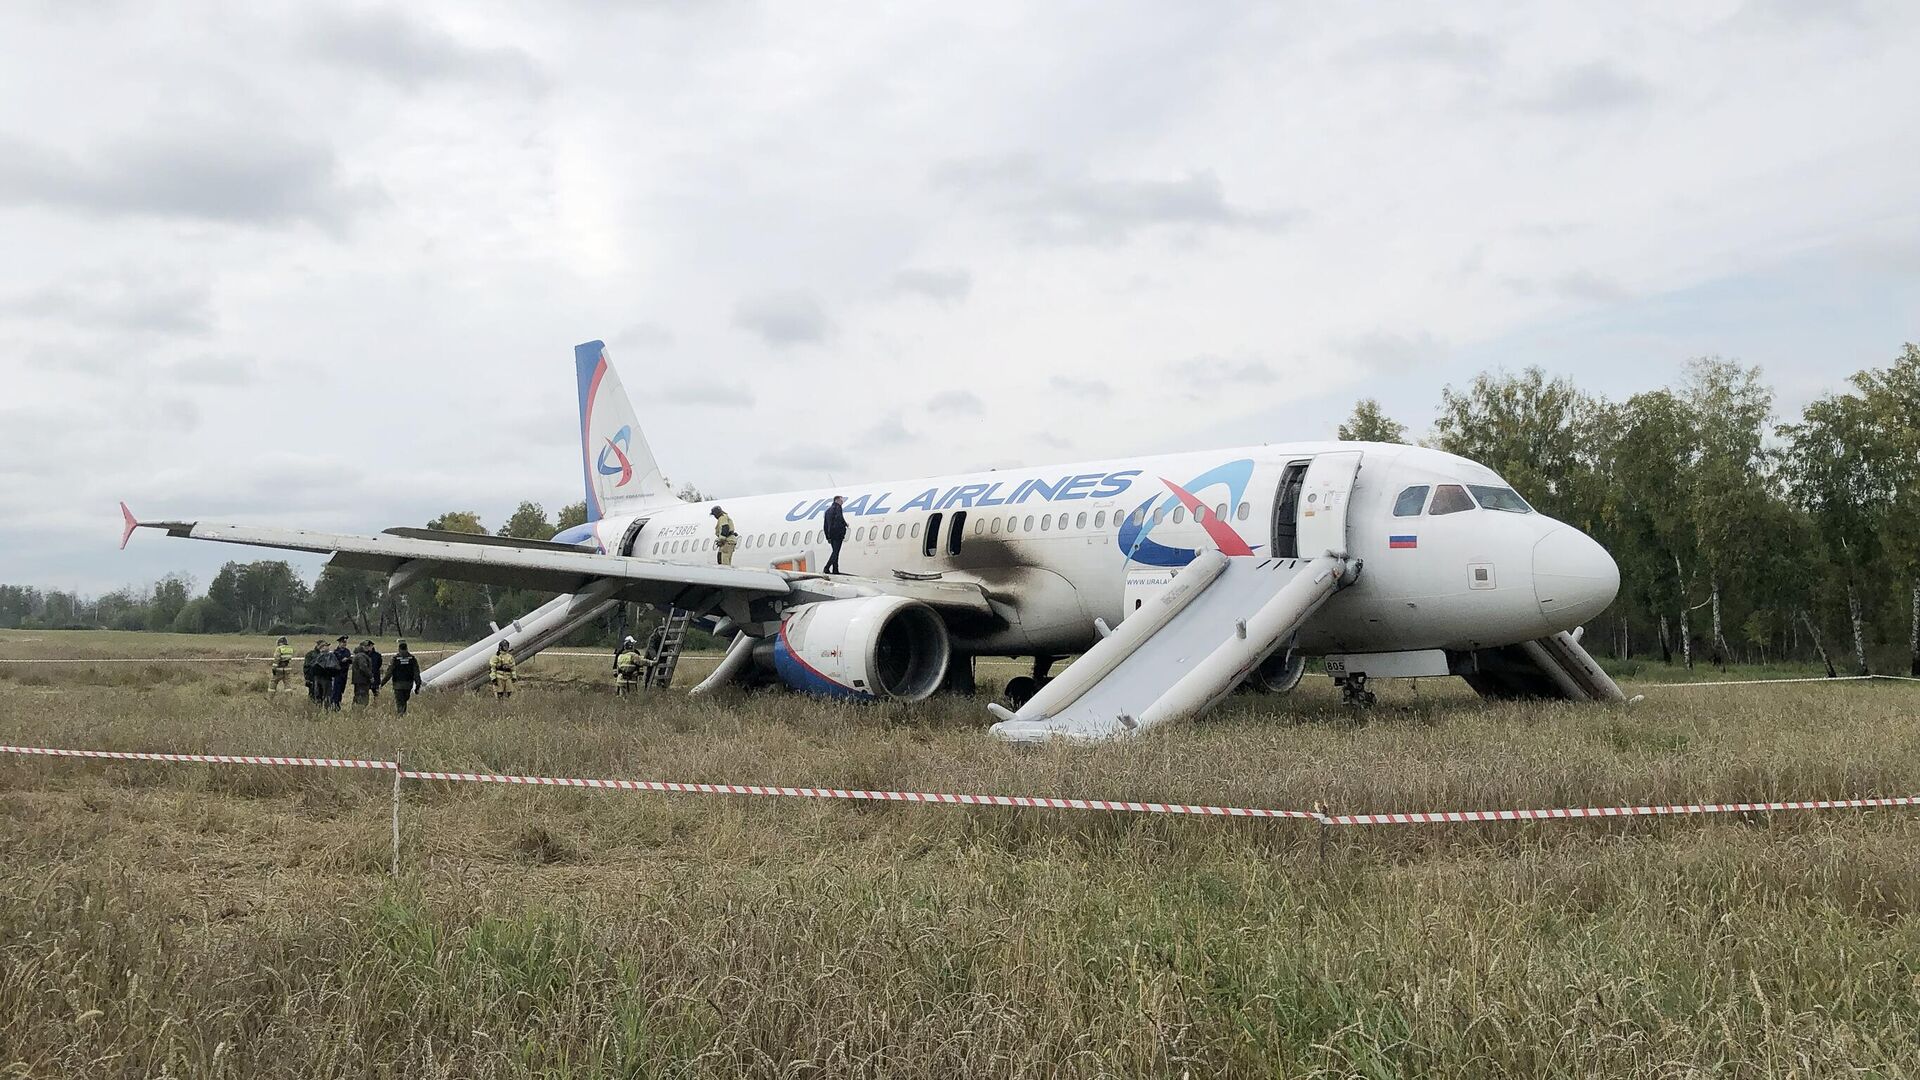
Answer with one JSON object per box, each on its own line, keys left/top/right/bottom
{"left": 2, "top": 630, "right": 1917, "bottom": 1077}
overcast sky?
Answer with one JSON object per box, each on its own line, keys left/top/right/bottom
{"left": 2, "top": 1, "right": 1916, "bottom": 595}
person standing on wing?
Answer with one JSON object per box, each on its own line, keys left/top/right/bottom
{"left": 710, "top": 505, "right": 738, "bottom": 566}
{"left": 823, "top": 495, "right": 847, "bottom": 575}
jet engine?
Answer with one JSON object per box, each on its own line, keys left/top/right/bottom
{"left": 767, "top": 596, "right": 951, "bottom": 701}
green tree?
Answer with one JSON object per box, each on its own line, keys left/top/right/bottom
{"left": 1781, "top": 391, "right": 1886, "bottom": 674}
{"left": 1337, "top": 398, "right": 1408, "bottom": 443}
{"left": 1680, "top": 357, "right": 1775, "bottom": 666}
{"left": 501, "top": 501, "right": 557, "bottom": 541}
{"left": 1429, "top": 367, "right": 1611, "bottom": 530}
{"left": 1609, "top": 390, "right": 1698, "bottom": 664}
{"left": 1854, "top": 343, "right": 1920, "bottom": 674}
{"left": 555, "top": 501, "right": 588, "bottom": 530}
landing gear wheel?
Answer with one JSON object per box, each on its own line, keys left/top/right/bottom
{"left": 1005, "top": 675, "right": 1038, "bottom": 708}
{"left": 1339, "top": 673, "right": 1377, "bottom": 708}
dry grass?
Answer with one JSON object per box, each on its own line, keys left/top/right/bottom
{"left": 2, "top": 629, "right": 1919, "bottom": 1077}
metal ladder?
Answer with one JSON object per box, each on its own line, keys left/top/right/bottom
{"left": 644, "top": 609, "right": 694, "bottom": 689}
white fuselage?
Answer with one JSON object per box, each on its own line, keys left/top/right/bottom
{"left": 558, "top": 441, "right": 1618, "bottom": 658}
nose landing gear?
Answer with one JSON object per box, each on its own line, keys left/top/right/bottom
{"left": 1337, "top": 672, "right": 1376, "bottom": 708}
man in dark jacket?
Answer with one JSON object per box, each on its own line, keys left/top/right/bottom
{"left": 350, "top": 640, "right": 380, "bottom": 706}
{"left": 303, "top": 640, "right": 326, "bottom": 702}
{"left": 326, "top": 635, "right": 352, "bottom": 710}
{"left": 823, "top": 494, "right": 847, "bottom": 575}
{"left": 383, "top": 641, "right": 424, "bottom": 715}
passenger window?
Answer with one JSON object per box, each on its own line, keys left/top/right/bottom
{"left": 1057, "top": 513, "right": 1068, "bottom": 530}
{"left": 1152, "top": 507, "right": 1165, "bottom": 525}
{"left": 1095, "top": 511, "right": 1106, "bottom": 528}
{"left": 882, "top": 525, "right": 892, "bottom": 540}
{"left": 1236, "top": 502, "right": 1250, "bottom": 521}
{"left": 1023, "top": 515, "right": 1035, "bottom": 531}
{"left": 991, "top": 517, "right": 1001, "bottom": 535}
{"left": 1076, "top": 512, "right": 1087, "bottom": 529}
{"left": 911, "top": 522, "right": 921, "bottom": 538}
{"left": 1040, "top": 516, "right": 1050, "bottom": 531}
{"left": 974, "top": 518, "right": 984, "bottom": 535}
{"left": 948, "top": 511, "right": 967, "bottom": 555}
{"left": 1429, "top": 484, "right": 1476, "bottom": 515}
{"left": 1393, "top": 486, "right": 1430, "bottom": 517}
{"left": 924, "top": 513, "right": 943, "bottom": 556}
{"left": 1214, "top": 503, "right": 1227, "bottom": 523}
{"left": 1172, "top": 507, "right": 1185, "bottom": 524}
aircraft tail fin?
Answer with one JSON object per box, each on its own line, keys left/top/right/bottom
{"left": 574, "top": 341, "right": 672, "bottom": 522}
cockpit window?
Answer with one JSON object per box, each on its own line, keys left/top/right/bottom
{"left": 1428, "top": 484, "right": 1476, "bottom": 515}
{"left": 1392, "top": 486, "right": 1429, "bottom": 517}
{"left": 1467, "top": 485, "right": 1532, "bottom": 513}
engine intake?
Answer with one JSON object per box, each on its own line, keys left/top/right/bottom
{"left": 769, "top": 596, "right": 951, "bottom": 701}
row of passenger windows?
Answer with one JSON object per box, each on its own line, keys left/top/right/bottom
{"left": 1392, "top": 484, "right": 1533, "bottom": 518}
{"left": 644, "top": 500, "right": 1258, "bottom": 558}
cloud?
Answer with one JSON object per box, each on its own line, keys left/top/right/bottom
{"left": 932, "top": 154, "right": 1295, "bottom": 244}
{"left": 660, "top": 379, "right": 754, "bottom": 407}
{"left": 889, "top": 267, "right": 972, "bottom": 302}
{"left": 1522, "top": 62, "right": 1652, "bottom": 113}
{"left": 1502, "top": 270, "right": 1632, "bottom": 304}
{"left": 1333, "top": 331, "right": 1446, "bottom": 375}
{"left": 1169, "top": 355, "right": 1278, "bottom": 396}
{"left": 0, "top": 131, "right": 384, "bottom": 232}
{"left": 1048, "top": 375, "right": 1113, "bottom": 401}
{"left": 163, "top": 354, "right": 258, "bottom": 387}
{"left": 1345, "top": 29, "right": 1499, "bottom": 70}
{"left": 860, "top": 414, "right": 914, "bottom": 447}
{"left": 614, "top": 321, "right": 674, "bottom": 347}
{"left": 0, "top": 273, "right": 213, "bottom": 336}
{"left": 733, "top": 291, "right": 830, "bottom": 346}
{"left": 926, "top": 389, "right": 984, "bottom": 415}
{"left": 304, "top": 8, "right": 547, "bottom": 93}
{"left": 759, "top": 444, "right": 851, "bottom": 474}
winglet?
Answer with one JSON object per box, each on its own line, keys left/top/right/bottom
{"left": 119, "top": 502, "right": 139, "bottom": 550}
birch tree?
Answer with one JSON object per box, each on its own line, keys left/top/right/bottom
{"left": 1680, "top": 358, "right": 1774, "bottom": 666}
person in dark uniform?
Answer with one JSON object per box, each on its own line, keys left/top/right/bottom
{"left": 350, "top": 640, "right": 379, "bottom": 706}
{"left": 383, "top": 641, "right": 424, "bottom": 715}
{"left": 823, "top": 494, "right": 847, "bottom": 574}
{"left": 327, "top": 635, "right": 352, "bottom": 710}
{"left": 301, "top": 634, "right": 324, "bottom": 703}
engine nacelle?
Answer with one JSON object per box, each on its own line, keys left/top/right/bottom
{"left": 769, "top": 596, "right": 951, "bottom": 701}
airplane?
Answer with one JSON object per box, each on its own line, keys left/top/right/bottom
{"left": 122, "top": 340, "right": 1624, "bottom": 742}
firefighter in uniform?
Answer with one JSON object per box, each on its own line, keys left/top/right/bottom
{"left": 710, "top": 505, "right": 738, "bottom": 565}
{"left": 487, "top": 641, "right": 517, "bottom": 700}
{"left": 270, "top": 636, "right": 295, "bottom": 692}
{"left": 614, "top": 635, "right": 643, "bottom": 696}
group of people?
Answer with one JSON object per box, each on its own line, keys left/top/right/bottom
{"left": 271, "top": 635, "right": 426, "bottom": 713}
{"left": 709, "top": 495, "right": 850, "bottom": 575}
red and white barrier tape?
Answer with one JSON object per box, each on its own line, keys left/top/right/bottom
{"left": 0, "top": 744, "right": 396, "bottom": 771}
{"left": 5, "top": 743, "right": 1917, "bottom": 827}
{"left": 1328, "top": 794, "right": 1920, "bottom": 826}
{"left": 397, "top": 769, "right": 1325, "bottom": 819}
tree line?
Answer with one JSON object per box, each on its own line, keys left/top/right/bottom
{"left": 5, "top": 347, "right": 1914, "bottom": 674}
{"left": 1340, "top": 344, "right": 1918, "bottom": 675}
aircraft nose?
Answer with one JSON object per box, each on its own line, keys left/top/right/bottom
{"left": 1533, "top": 526, "right": 1619, "bottom": 626}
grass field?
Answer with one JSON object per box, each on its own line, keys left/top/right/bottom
{"left": 3, "top": 629, "right": 1919, "bottom": 1077}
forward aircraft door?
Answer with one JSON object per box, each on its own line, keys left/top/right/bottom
{"left": 1293, "top": 451, "right": 1362, "bottom": 557}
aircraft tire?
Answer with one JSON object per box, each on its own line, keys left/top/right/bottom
{"left": 1004, "top": 675, "right": 1038, "bottom": 708}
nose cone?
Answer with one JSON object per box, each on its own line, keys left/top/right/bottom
{"left": 1533, "top": 526, "right": 1618, "bottom": 627}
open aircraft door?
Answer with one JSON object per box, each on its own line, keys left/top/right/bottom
{"left": 1294, "top": 450, "right": 1362, "bottom": 557}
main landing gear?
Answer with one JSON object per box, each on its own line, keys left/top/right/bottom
{"left": 1003, "top": 655, "right": 1057, "bottom": 709}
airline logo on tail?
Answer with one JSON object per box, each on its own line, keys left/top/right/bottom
{"left": 596, "top": 426, "right": 635, "bottom": 488}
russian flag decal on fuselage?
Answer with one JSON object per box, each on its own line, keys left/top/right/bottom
{"left": 1388, "top": 535, "right": 1418, "bottom": 549}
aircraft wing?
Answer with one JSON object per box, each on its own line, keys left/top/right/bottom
{"left": 126, "top": 513, "right": 995, "bottom": 618}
